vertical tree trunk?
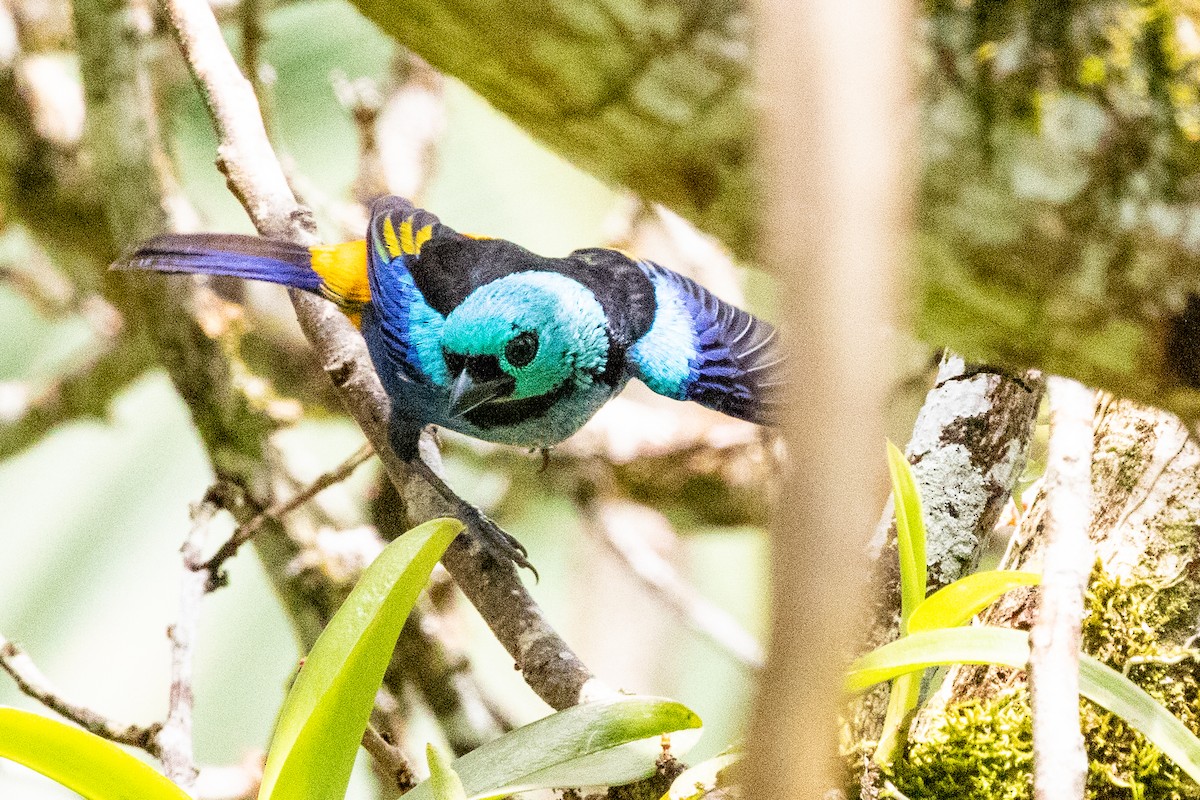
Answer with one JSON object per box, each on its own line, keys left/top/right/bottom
{"left": 748, "top": 0, "right": 911, "bottom": 796}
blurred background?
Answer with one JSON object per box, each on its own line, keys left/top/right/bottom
{"left": 0, "top": 2, "right": 796, "bottom": 795}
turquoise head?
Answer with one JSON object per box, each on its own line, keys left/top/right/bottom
{"left": 439, "top": 272, "right": 612, "bottom": 426}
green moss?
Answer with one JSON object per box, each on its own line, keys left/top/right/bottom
{"left": 885, "top": 688, "right": 1032, "bottom": 800}
{"left": 1081, "top": 570, "right": 1200, "bottom": 800}
{"left": 874, "top": 568, "right": 1200, "bottom": 800}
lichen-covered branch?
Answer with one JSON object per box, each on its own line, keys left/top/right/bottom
{"left": 867, "top": 355, "right": 1044, "bottom": 598}
{"left": 345, "top": 0, "right": 753, "bottom": 257}
{"left": 345, "top": 0, "right": 1200, "bottom": 423}
{"left": 853, "top": 355, "right": 1043, "bottom": 789}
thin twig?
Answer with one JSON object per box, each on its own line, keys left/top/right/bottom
{"left": 361, "top": 724, "right": 416, "bottom": 792}
{"left": 159, "top": 0, "right": 606, "bottom": 709}
{"left": 0, "top": 634, "right": 161, "bottom": 755}
{"left": 159, "top": 496, "right": 221, "bottom": 788}
{"left": 198, "top": 443, "right": 374, "bottom": 576}
{"left": 580, "top": 496, "right": 764, "bottom": 669}
{"left": 1030, "top": 376, "right": 1095, "bottom": 800}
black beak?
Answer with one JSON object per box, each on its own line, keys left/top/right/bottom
{"left": 448, "top": 370, "right": 516, "bottom": 417}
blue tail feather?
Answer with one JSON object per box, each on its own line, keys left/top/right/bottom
{"left": 117, "top": 233, "right": 323, "bottom": 294}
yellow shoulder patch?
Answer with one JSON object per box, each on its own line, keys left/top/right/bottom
{"left": 381, "top": 216, "right": 434, "bottom": 260}
{"left": 310, "top": 240, "right": 370, "bottom": 310}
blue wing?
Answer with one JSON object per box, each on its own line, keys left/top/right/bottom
{"left": 627, "top": 261, "right": 782, "bottom": 425}
{"left": 362, "top": 196, "right": 450, "bottom": 398}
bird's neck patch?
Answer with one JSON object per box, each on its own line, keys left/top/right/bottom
{"left": 628, "top": 273, "right": 697, "bottom": 399}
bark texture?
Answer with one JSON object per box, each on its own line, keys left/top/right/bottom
{"left": 853, "top": 356, "right": 1043, "bottom": 770}
{"left": 1029, "top": 378, "right": 1093, "bottom": 800}
{"left": 345, "top": 0, "right": 753, "bottom": 256}
{"left": 896, "top": 398, "right": 1200, "bottom": 799}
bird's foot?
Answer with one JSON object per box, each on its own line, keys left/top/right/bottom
{"left": 398, "top": 445, "right": 538, "bottom": 577}
{"left": 460, "top": 504, "right": 538, "bottom": 580}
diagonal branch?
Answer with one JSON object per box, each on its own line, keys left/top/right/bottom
{"left": 0, "top": 634, "right": 162, "bottom": 755}
{"left": 198, "top": 443, "right": 375, "bottom": 578}
{"left": 159, "top": 0, "right": 606, "bottom": 710}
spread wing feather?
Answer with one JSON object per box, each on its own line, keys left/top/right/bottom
{"left": 630, "top": 261, "right": 782, "bottom": 425}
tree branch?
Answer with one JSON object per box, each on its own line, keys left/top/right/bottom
{"left": 332, "top": 0, "right": 1200, "bottom": 424}
{"left": 157, "top": 494, "right": 224, "bottom": 789}
{"left": 853, "top": 356, "right": 1043, "bottom": 796}
{"left": 1029, "top": 377, "right": 1094, "bottom": 800}
{"left": 344, "top": 0, "right": 753, "bottom": 257}
{"left": 0, "top": 634, "right": 161, "bottom": 754}
{"left": 198, "top": 442, "right": 374, "bottom": 578}
{"left": 747, "top": 0, "right": 910, "bottom": 795}
{"left": 361, "top": 723, "right": 416, "bottom": 792}
{"left": 158, "top": 0, "right": 606, "bottom": 710}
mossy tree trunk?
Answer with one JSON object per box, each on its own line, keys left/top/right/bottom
{"left": 879, "top": 399, "right": 1200, "bottom": 799}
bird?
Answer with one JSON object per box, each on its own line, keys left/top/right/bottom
{"left": 119, "top": 195, "right": 783, "bottom": 568}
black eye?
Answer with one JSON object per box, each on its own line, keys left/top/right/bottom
{"left": 504, "top": 331, "right": 539, "bottom": 368}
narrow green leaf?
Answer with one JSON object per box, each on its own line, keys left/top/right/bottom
{"left": 660, "top": 752, "right": 740, "bottom": 800}
{"left": 259, "top": 517, "right": 463, "bottom": 800}
{"left": 874, "top": 568, "right": 1040, "bottom": 764}
{"left": 845, "top": 627, "right": 1031, "bottom": 694}
{"left": 427, "top": 744, "right": 467, "bottom": 800}
{"left": 873, "top": 671, "right": 921, "bottom": 765}
{"left": 845, "top": 627, "right": 1200, "bottom": 787}
{"left": 886, "top": 441, "right": 926, "bottom": 630}
{"left": 402, "top": 697, "right": 702, "bottom": 800}
{"left": 1079, "top": 655, "right": 1200, "bottom": 786}
{"left": 0, "top": 707, "right": 188, "bottom": 800}
{"left": 907, "top": 571, "right": 1041, "bottom": 632}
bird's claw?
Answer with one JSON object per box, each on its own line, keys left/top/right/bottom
{"left": 465, "top": 509, "right": 538, "bottom": 579}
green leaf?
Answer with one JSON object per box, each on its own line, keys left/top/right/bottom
{"left": 258, "top": 517, "right": 463, "bottom": 800}
{"left": 1079, "top": 655, "right": 1200, "bottom": 786}
{"left": 0, "top": 707, "right": 188, "bottom": 800}
{"left": 403, "top": 697, "right": 702, "bottom": 800}
{"left": 660, "top": 752, "right": 740, "bottom": 800}
{"left": 907, "top": 570, "right": 1041, "bottom": 632}
{"left": 873, "top": 570, "right": 1041, "bottom": 765}
{"left": 874, "top": 441, "right": 931, "bottom": 764}
{"left": 845, "top": 626, "right": 1031, "bottom": 694}
{"left": 886, "top": 441, "right": 926, "bottom": 631}
{"left": 873, "top": 671, "right": 922, "bottom": 765}
{"left": 846, "top": 626, "right": 1200, "bottom": 786}
{"left": 427, "top": 744, "right": 467, "bottom": 800}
